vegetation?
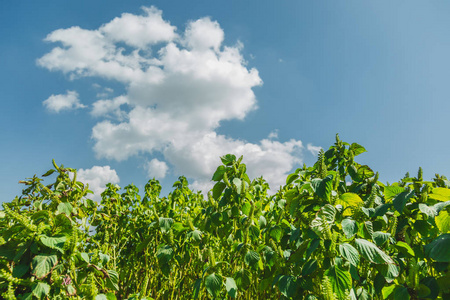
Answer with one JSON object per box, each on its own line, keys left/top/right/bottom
{"left": 1, "top": 135, "right": 449, "bottom": 299}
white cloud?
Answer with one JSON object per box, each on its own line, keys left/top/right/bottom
{"left": 77, "top": 166, "right": 120, "bottom": 201}
{"left": 43, "top": 90, "right": 85, "bottom": 113}
{"left": 268, "top": 130, "right": 279, "bottom": 139}
{"left": 307, "top": 143, "right": 322, "bottom": 157}
{"left": 145, "top": 158, "right": 169, "bottom": 179}
{"left": 39, "top": 7, "right": 306, "bottom": 190}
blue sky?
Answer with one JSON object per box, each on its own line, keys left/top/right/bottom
{"left": 1, "top": 0, "right": 450, "bottom": 201}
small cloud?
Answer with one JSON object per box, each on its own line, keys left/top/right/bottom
{"left": 43, "top": 90, "right": 85, "bottom": 113}
{"left": 278, "top": 58, "right": 284, "bottom": 63}
{"left": 144, "top": 158, "right": 169, "bottom": 179}
{"left": 91, "top": 95, "right": 128, "bottom": 120}
{"left": 268, "top": 129, "right": 279, "bottom": 139}
{"left": 77, "top": 166, "right": 120, "bottom": 201}
{"left": 307, "top": 143, "right": 322, "bottom": 157}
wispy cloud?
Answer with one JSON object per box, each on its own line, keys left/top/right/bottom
{"left": 38, "top": 6, "right": 305, "bottom": 190}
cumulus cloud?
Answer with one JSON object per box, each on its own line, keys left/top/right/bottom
{"left": 39, "top": 6, "right": 306, "bottom": 190}
{"left": 77, "top": 166, "right": 120, "bottom": 201}
{"left": 145, "top": 158, "right": 169, "bottom": 179}
{"left": 43, "top": 90, "right": 85, "bottom": 113}
{"left": 307, "top": 143, "right": 322, "bottom": 157}
{"left": 268, "top": 130, "right": 279, "bottom": 139}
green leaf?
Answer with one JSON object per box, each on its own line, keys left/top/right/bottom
{"left": 373, "top": 203, "right": 391, "bottom": 217}
{"left": 302, "top": 259, "right": 318, "bottom": 276}
{"left": 357, "top": 165, "right": 374, "bottom": 180}
{"left": 277, "top": 275, "right": 297, "bottom": 298}
{"left": 220, "top": 154, "right": 236, "bottom": 166}
{"left": 419, "top": 203, "right": 436, "bottom": 219}
{"left": 212, "top": 165, "right": 226, "bottom": 181}
{"left": 429, "top": 187, "right": 450, "bottom": 201}
{"left": 156, "top": 244, "right": 174, "bottom": 264}
{"left": 244, "top": 250, "right": 260, "bottom": 267}
{"left": 187, "top": 229, "right": 203, "bottom": 242}
{"left": 382, "top": 284, "right": 396, "bottom": 299}
{"left": 95, "top": 295, "right": 108, "bottom": 300}
{"left": 12, "top": 264, "right": 29, "bottom": 278}
{"left": 424, "top": 233, "right": 450, "bottom": 262}
{"left": 205, "top": 273, "right": 222, "bottom": 298}
{"left": 350, "top": 143, "right": 366, "bottom": 156}
{"left": 270, "top": 226, "right": 282, "bottom": 242}
{"left": 339, "top": 243, "right": 360, "bottom": 266}
{"left": 32, "top": 282, "right": 50, "bottom": 299}
{"left": 31, "top": 254, "right": 58, "bottom": 279}
{"left": 372, "top": 231, "right": 391, "bottom": 247}
{"left": 325, "top": 264, "right": 352, "bottom": 299}
{"left": 384, "top": 186, "right": 405, "bottom": 200}
{"left": 106, "top": 269, "right": 119, "bottom": 291}
{"left": 212, "top": 182, "right": 226, "bottom": 200}
{"left": 395, "top": 241, "right": 415, "bottom": 257}
{"left": 286, "top": 173, "right": 299, "bottom": 185}
{"left": 159, "top": 217, "right": 174, "bottom": 234}
{"left": 80, "top": 252, "right": 90, "bottom": 264}
{"left": 225, "top": 277, "right": 238, "bottom": 298}
{"left": 40, "top": 234, "right": 66, "bottom": 254}
{"left": 57, "top": 202, "right": 73, "bottom": 216}
{"left": 336, "top": 193, "right": 363, "bottom": 216}
{"left": 393, "top": 190, "right": 414, "bottom": 213}
{"left": 316, "top": 175, "right": 333, "bottom": 201}
{"left": 234, "top": 269, "right": 251, "bottom": 290}
{"left": 378, "top": 264, "right": 399, "bottom": 283}
{"left": 342, "top": 219, "right": 358, "bottom": 238}
{"left": 355, "top": 238, "right": 394, "bottom": 264}
{"left": 394, "top": 286, "right": 410, "bottom": 300}
{"left": 435, "top": 210, "right": 450, "bottom": 233}
{"left": 258, "top": 215, "right": 267, "bottom": 228}
{"left": 42, "top": 169, "right": 56, "bottom": 177}
{"left": 193, "top": 278, "right": 202, "bottom": 299}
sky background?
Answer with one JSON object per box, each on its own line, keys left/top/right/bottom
{"left": 1, "top": 0, "right": 450, "bottom": 202}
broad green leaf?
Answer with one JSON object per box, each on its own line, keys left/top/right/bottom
{"left": 234, "top": 269, "right": 251, "bottom": 290}
{"left": 373, "top": 203, "right": 391, "bottom": 217}
{"left": 80, "top": 252, "right": 90, "bottom": 264}
{"left": 382, "top": 284, "right": 396, "bottom": 298}
{"left": 57, "top": 202, "right": 73, "bottom": 216}
{"left": 325, "top": 264, "right": 352, "bottom": 299}
{"left": 424, "top": 233, "right": 450, "bottom": 262}
{"left": 429, "top": 187, "right": 450, "bottom": 201}
{"left": 350, "top": 143, "right": 366, "bottom": 156}
{"left": 286, "top": 173, "right": 299, "bottom": 185}
{"left": 394, "top": 286, "right": 410, "bottom": 300}
{"left": 244, "top": 250, "right": 260, "bottom": 267}
{"left": 355, "top": 238, "right": 394, "bottom": 264}
{"left": 316, "top": 175, "right": 333, "bottom": 201}
{"left": 435, "top": 210, "right": 450, "bottom": 233}
{"left": 159, "top": 217, "right": 174, "bottom": 234}
{"left": 220, "top": 154, "right": 236, "bottom": 166}
{"left": 31, "top": 254, "right": 58, "bottom": 279}
{"left": 187, "top": 229, "right": 203, "bottom": 242}
{"left": 212, "top": 182, "right": 226, "bottom": 200}
{"left": 156, "top": 244, "right": 174, "bottom": 264}
{"left": 336, "top": 193, "right": 363, "bottom": 216}
{"left": 40, "top": 234, "right": 66, "bottom": 254}
{"left": 372, "top": 231, "right": 391, "bottom": 247}
{"left": 393, "top": 190, "right": 414, "bottom": 213}
{"left": 384, "top": 186, "right": 405, "bottom": 200}
{"left": 12, "top": 264, "right": 29, "bottom": 278}
{"left": 95, "top": 295, "right": 108, "bottom": 300}
{"left": 419, "top": 203, "right": 436, "bottom": 219}
{"left": 205, "top": 273, "right": 222, "bottom": 298}
{"left": 378, "top": 264, "right": 399, "bottom": 283}
{"left": 342, "top": 219, "right": 358, "bottom": 238}
{"left": 277, "top": 275, "right": 297, "bottom": 298}
{"left": 225, "top": 277, "right": 238, "bottom": 298}
{"left": 270, "top": 226, "right": 282, "bottom": 242}
{"left": 302, "top": 259, "right": 318, "bottom": 276}
{"left": 258, "top": 215, "right": 267, "bottom": 228}
{"left": 357, "top": 165, "right": 374, "bottom": 180}
{"left": 212, "top": 165, "right": 226, "bottom": 181}
{"left": 106, "top": 270, "right": 119, "bottom": 291}
{"left": 32, "top": 282, "right": 50, "bottom": 298}
{"left": 339, "top": 243, "right": 360, "bottom": 266}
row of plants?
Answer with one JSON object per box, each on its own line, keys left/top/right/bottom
{"left": 0, "top": 135, "right": 449, "bottom": 299}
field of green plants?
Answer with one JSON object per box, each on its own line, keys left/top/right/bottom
{"left": 1, "top": 135, "right": 449, "bottom": 299}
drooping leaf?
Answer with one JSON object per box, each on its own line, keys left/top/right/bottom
{"left": 325, "top": 264, "right": 352, "bottom": 299}
{"left": 212, "top": 182, "right": 226, "bottom": 200}
{"left": 316, "top": 175, "right": 333, "bottom": 201}
{"left": 270, "top": 226, "right": 282, "bottom": 242}
{"left": 106, "top": 269, "right": 119, "bottom": 291}
{"left": 339, "top": 243, "right": 360, "bottom": 266}
{"left": 193, "top": 278, "right": 202, "bottom": 299}
{"left": 244, "top": 250, "right": 260, "bottom": 267}
{"left": 156, "top": 244, "right": 174, "bottom": 264}
{"left": 205, "top": 273, "right": 222, "bottom": 298}
{"left": 355, "top": 238, "right": 394, "bottom": 264}
{"left": 212, "top": 165, "right": 226, "bottom": 181}
{"left": 302, "top": 259, "right": 318, "bottom": 276}
{"left": 225, "top": 277, "right": 238, "bottom": 298}
{"left": 57, "top": 202, "right": 73, "bottom": 216}
{"left": 379, "top": 263, "right": 399, "bottom": 283}
{"left": 31, "top": 254, "right": 58, "bottom": 279}
{"left": 350, "top": 143, "right": 366, "bottom": 156}
{"left": 372, "top": 231, "right": 391, "bottom": 247}
{"left": 234, "top": 269, "right": 251, "bottom": 290}
{"left": 395, "top": 241, "right": 415, "bottom": 257}
{"left": 384, "top": 186, "right": 405, "bottom": 200}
